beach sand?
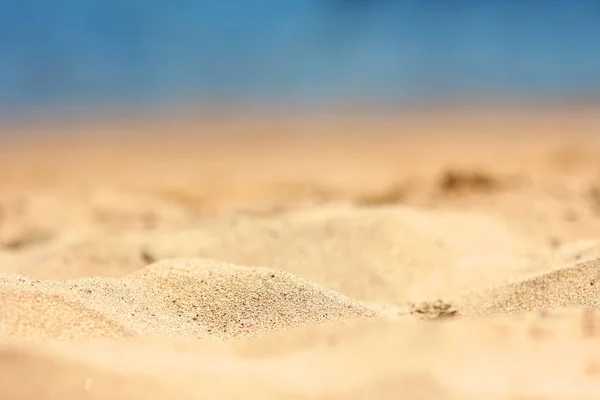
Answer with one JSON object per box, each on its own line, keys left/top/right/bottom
{"left": 1, "top": 109, "right": 600, "bottom": 399}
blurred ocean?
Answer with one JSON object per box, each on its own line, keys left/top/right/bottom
{"left": 1, "top": 0, "right": 599, "bottom": 114}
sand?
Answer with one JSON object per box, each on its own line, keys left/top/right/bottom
{"left": 2, "top": 109, "right": 600, "bottom": 399}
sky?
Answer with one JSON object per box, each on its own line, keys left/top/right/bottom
{"left": 1, "top": 0, "right": 599, "bottom": 113}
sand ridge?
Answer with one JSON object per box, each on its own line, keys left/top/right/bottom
{"left": 0, "top": 258, "right": 379, "bottom": 342}
{"left": 458, "top": 257, "right": 600, "bottom": 316}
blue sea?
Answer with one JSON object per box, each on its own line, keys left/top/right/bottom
{"left": 1, "top": 0, "right": 599, "bottom": 114}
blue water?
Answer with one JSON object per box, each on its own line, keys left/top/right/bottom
{"left": 1, "top": 0, "right": 599, "bottom": 113}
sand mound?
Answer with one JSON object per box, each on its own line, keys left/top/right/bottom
{"left": 0, "top": 259, "right": 378, "bottom": 342}
{"left": 140, "top": 205, "right": 549, "bottom": 304}
{"left": 459, "top": 258, "right": 600, "bottom": 315}
{"left": 126, "top": 258, "right": 378, "bottom": 339}
{"left": 1, "top": 203, "right": 550, "bottom": 305}
{"left": 0, "top": 287, "right": 133, "bottom": 341}
{"left": 0, "top": 274, "right": 134, "bottom": 341}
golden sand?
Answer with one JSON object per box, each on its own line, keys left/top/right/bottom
{"left": 1, "top": 110, "right": 600, "bottom": 399}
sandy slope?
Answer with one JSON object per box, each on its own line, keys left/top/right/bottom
{"left": 2, "top": 110, "right": 600, "bottom": 399}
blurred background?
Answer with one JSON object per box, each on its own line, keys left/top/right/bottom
{"left": 1, "top": 0, "right": 599, "bottom": 119}
{"left": 0, "top": 0, "right": 599, "bottom": 239}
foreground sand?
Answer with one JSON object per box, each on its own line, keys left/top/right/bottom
{"left": 2, "top": 110, "right": 600, "bottom": 399}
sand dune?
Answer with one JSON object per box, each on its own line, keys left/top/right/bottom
{"left": 459, "top": 257, "right": 600, "bottom": 316}
{"left": 126, "top": 258, "right": 378, "bottom": 339}
{"left": 2, "top": 112, "right": 600, "bottom": 398}
{"left": 0, "top": 282, "right": 134, "bottom": 341}
{"left": 146, "top": 205, "right": 552, "bottom": 304}
{"left": 2, "top": 205, "right": 552, "bottom": 303}
{"left": 1, "top": 259, "right": 377, "bottom": 341}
